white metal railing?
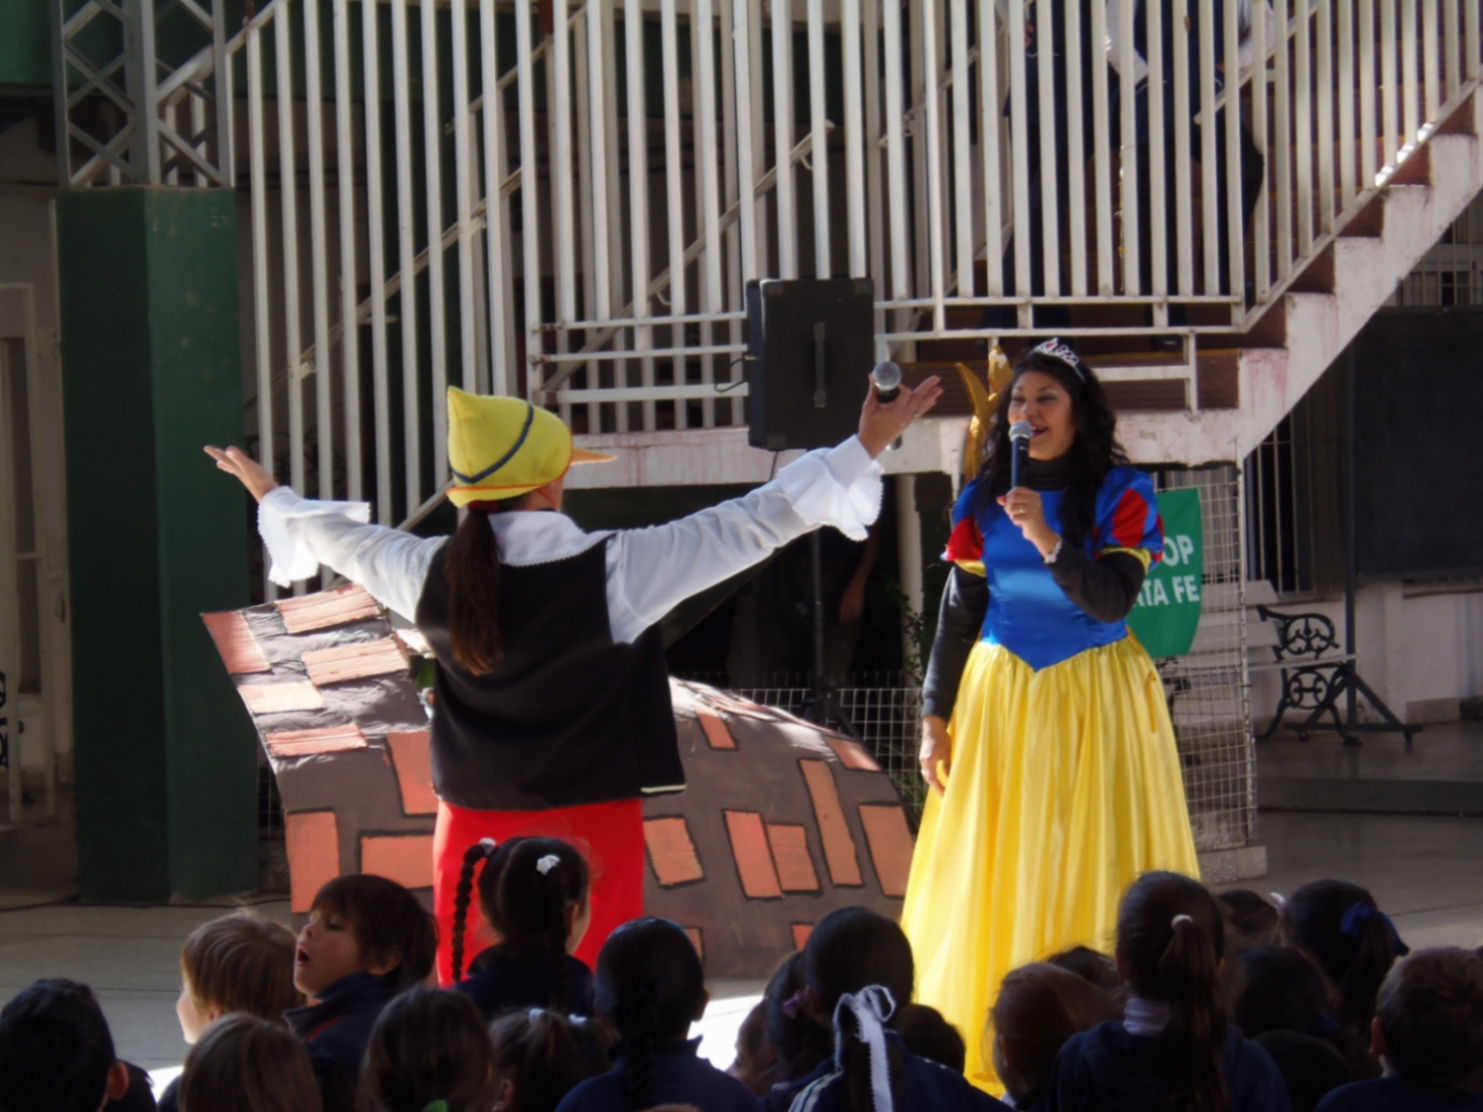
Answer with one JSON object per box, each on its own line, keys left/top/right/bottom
{"left": 226, "top": 0, "right": 1481, "bottom": 532}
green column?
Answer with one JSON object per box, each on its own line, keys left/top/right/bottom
{"left": 58, "top": 187, "right": 258, "bottom": 902}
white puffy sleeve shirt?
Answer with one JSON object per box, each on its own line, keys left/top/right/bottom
{"left": 255, "top": 436, "right": 884, "bottom": 645}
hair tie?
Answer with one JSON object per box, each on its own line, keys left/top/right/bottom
{"left": 536, "top": 854, "right": 561, "bottom": 875}
{"left": 1030, "top": 337, "right": 1086, "bottom": 380}
{"left": 480, "top": 837, "right": 497, "bottom": 853}
{"left": 422, "top": 1103, "right": 449, "bottom": 1112}
{"left": 528, "top": 1007, "right": 545, "bottom": 1023}
{"left": 1339, "top": 903, "right": 1410, "bottom": 956}
{"left": 1171, "top": 914, "right": 1194, "bottom": 929}
{"left": 781, "top": 990, "right": 808, "bottom": 1019}
{"left": 832, "top": 985, "right": 897, "bottom": 1112}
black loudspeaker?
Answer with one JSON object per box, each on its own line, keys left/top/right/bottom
{"left": 745, "top": 278, "right": 876, "bottom": 451}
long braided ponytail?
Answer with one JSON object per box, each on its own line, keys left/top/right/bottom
{"left": 450, "top": 838, "right": 498, "bottom": 984}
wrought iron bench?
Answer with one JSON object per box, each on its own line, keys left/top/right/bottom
{"left": 1251, "top": 605, "right": 1415, "bottom": 748}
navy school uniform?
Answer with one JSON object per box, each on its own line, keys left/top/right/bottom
{"left": 284, "top": 971, "right": 398, "bottom": 1087}
{"left": 454, "top": 943, "right": 594, "bottom": 1021}
{"left": 1046, "top": 1021, "right": 1293, "bottom": 1112}
{"left": 763, "top": 1039, "right": 1012, "bottom": 1112}
{"left": 1316, "top": 1079, "right": 1483, "bottom": 1112}
{"left": 554, "top": 1038, "right": 756, "bottom": 1112}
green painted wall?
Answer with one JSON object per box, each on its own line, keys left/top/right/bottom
{"left": 0, "top": 0, "right": 50, "bottom": 86}
{"left": 58, "top": 187, "right": 258, "bottom": 903}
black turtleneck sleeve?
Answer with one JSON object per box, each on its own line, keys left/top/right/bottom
{"left": 1048, "top": 546, "right": 1148, "bottom": 623}
{"left": 921, "top": 566, "right": 989, "bottom": 720}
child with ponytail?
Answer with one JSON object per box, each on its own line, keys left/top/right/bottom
{"left": 1046, "top": 871, "right": 1292, "bottom": 1112}
{"left": 554, "top": 918, "right": 756, "bottom": 1112}
{"left": 766, "top": 907, "right": 1008, "bottom": 1112}
{"left": 449, "top": 836, "right": 596, "bottom": 1020}
{"left": 1279, "top": 881, "right": 1409, "bottom": 1080}
{"left": 361, "top": 987, "right": 494, "bottom": 1112}
{"left": 489, "top": 1008, "right": 612, "bottom": 1112}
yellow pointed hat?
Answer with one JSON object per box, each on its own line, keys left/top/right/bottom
{"left": 446, "top": 386, "right": 613, "bottom": 506}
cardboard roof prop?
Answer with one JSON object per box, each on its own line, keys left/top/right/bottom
{"left": 204, "top": 586, "right": 912, "bottom": 976}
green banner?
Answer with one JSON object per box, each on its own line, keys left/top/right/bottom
{"left": 1126, "top": 487, "right": 1203, "bottom": 659}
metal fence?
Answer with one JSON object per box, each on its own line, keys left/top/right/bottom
{"left": 53, "top": 0, "right": 1481, "bottom": 534}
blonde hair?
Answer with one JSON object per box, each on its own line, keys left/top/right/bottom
{"left": 180, "top": 911, "right": 303, "bottom": 1019}
{"left": 178, "top": 1013, "right": 323, "bottom": 1112}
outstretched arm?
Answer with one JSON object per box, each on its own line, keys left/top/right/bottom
{"left": 605, "top": 376, "right": 942, "bottom": 643}
{"left": 204, "top": 445, "right": 446, "bottom": 621}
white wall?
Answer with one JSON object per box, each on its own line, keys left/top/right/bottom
{"left": 1250, "top": 584, "right": 1483, "bottom": 726}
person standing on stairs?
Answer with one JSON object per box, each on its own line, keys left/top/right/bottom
{"left": 206, "top": 376, "right": 941, "bottom": 985}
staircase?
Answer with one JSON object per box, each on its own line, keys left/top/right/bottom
{"left": 901, "top": 88, "right": 1483, "bottom": 468}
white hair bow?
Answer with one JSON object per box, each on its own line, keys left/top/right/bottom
{"left": 536, "top": 854, "right": 561, "bottom": 875}
{"left": 832, "top": 985, "right": 897, "bottom": 1112}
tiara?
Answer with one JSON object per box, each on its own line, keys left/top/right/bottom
{"left": 1030, "top": 338, "right": 1085, "bottom": 380}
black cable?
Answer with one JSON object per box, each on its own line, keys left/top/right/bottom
{"left": 768, "top": 451, "right": 781, "bottom": 482}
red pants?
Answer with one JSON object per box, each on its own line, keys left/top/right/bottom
{"left": 432, "top": 797, "right": 645, "bottom": 986}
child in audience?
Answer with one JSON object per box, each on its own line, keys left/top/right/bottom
{"left": 554, "top": 917, "right": 757, "bottom": 1112}
{"left": 177, "top": 1013, "right": 322, "bottom": 1112}
{"left": 0, "top": 979, "right": 135, "bottom": 1112}
{"left": 1045, "top": 871, "right": 1292, "bottom": 1112}
{"left": 765, "top": 907, "right": 1009, "bottom": 1112}
{"left": 1221, "top": 891, "right": 1282, "bottom": 947}
{"left": 285, "top": 874, "right": 438, "bottom": 1091}
{"left": 158, "top": 911, "right": 304, "bottom": 1112}
{"left": 450, "top": 836, "right": 595, "bottom": 1019}
{"left": 989, "top": 962, "right": 1112, "bottom": 1110}
{"left": 1046, "top": 945, "right": 1127, "bottom": 1016}
{"left": 1315, "top": 948, "right": 1483, "bottom": 1112}
{"left": 731, "top": 952, "right": 832, "bottom": 1098}
{"left": 1252, "top": 1032, "right": 1349, "bottom": 1112}
{"left": 894, "top": 1004, "right": 966, "bottom": 1073}
{"left": 490, "top": 1008, "right": 613, "bottom": 1112}
{"left": 1280, "top": 881, "right": 1408, "bottom": 1079}
{"left": 362, "top": 986, "right": 493, "bottom": 1112}
{"left": 1234, "top": 947, "right": 1341, "bottom": 1042}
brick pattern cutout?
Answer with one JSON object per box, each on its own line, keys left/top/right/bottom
{"left": 238, "top": 681, "right": 325, "bottom": 716}
{"left": 203, "top": 611, "right": 270, "bottom": 674}
{"left": 303, "top": 638, "right": 408, "bottom": 685}
{"left": 286, "top": 811, "right": 340, "bottom": 913}
{"left": 858, "top": 804, "right": 915, "bottom": 898}
{"left": 799, "top": 760, "right": 863, "bottom": 886}
{"left": 385, "top": 731, "right": 438, "bottom": 815}
{"left": 277, "top": 584, "right": 379, "bottom": 634}
{"left": 644, "top": 817, "right": 705, "bottom": 886}
{"left": 685, "top": 928, "right": 704, "bottom": 963}
{"left": 264, "top": 724, "right": 368, "bottom": 759}
{"left": 827, "top": 737, "right": 881, "bottom": 772}
{"left": 765, "top": 824, "right": 820, "bottom": 892}
{"left": 791, "top": 923, "right": 814, "bottom": 951}
{"left": 723, "top": 811, "right": 784, "bottom": 899}
{"left": 696, "top": 711, "right": 736, "bottom": 750}
{"left": 361, "top": 834, "right": 436, "bottom": 890}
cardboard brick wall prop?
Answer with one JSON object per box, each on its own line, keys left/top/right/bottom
{"left": 205, "top": 589, "right": 911, "bottom": 976}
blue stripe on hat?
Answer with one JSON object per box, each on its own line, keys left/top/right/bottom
{"left": 450, "top": 401, "right": 538, "bottom": 485}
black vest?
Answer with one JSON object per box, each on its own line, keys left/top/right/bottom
{"left": 415, "top": 537, "right": 684, "bottom": 811}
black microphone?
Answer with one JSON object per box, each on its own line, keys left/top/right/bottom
{"left": 1009, "top": 420, "right": 1033, "bottom": 489}
{"left": 870, "top": 360, "right": 903, "bottom": 403}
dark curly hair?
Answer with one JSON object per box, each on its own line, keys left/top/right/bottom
{"left": 975, "top": 347, "right": 1128, "bottom": 546}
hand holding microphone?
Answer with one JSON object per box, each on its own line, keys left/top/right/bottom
{"left": 998, "top": 421, "right": 1059, "bottom": 555}
{"left": 858, "top": 361, "right": 942, "bottom": 459}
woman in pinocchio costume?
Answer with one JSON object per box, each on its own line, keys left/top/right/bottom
{"left": 208, "top": 376, "right": 941, "bottom": 984}
{"left": 901, "top": 340, "right": 1199, "bottom": 1091}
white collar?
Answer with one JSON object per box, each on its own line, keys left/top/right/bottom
{"left": 487, "top": 511, "right": 610, "bottom": 567}
{"left": 1124, "top": 996, "right": 1172, "bottom": 1038}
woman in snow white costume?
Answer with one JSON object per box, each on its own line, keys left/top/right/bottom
{"left": 207, "top": 375, "right": 941, "bottom": 984}
{"left": 899, "top": 340, "right": 1199, "bottom": 1091}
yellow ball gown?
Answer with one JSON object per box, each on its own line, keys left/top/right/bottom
{"left": 900, "top": 466, "right": 1200, "bottom": 1093}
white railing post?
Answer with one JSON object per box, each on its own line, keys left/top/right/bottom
{"left": 1251, "top": 0, "right": 1271, "bottom": 301}
{"left": 366, "top": 0, "right": 394, "bottom": 519}
{"left": 977, "top": 0, "right": 1004, "bottom": 298}
{"left": 453, "top": 0, "right": 480, "bottom": 406}
{"left": 332, "top": 0, "right": 362, "bottom": 502}
{"left": 275, "top": 5, "right": 306, "bottom": 507}
{"left": 841, "top": 0, "right": 866, "bottom": 278}
{"left": 390, "top": 0, "right": 420, "bottom": 512}
{"left": 303, "top": 0, "right": 333, "bottom": 501}
{"left": 772, "top": 0, "right": 799, "bottom": 279}
{"left": 806, "top": 0, "right": 831, "bottom": 277}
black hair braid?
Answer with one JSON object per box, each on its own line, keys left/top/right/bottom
{"left": 548, "top": 894, "right": 572, "bottom": 1012}
{"left": 621, "top": 985, "right": 658, "bottom": 1112}
{"left": 450, "top": 839, "right": 497, "bottom": 984}
{"left": 975, "top": 348, "right": 1128, "bottom": 546}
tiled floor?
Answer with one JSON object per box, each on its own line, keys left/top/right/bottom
{"left": 1, "top": 722, "right": 1478, "bottom": 1076}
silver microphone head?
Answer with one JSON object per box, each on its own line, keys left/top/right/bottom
{"left": 1009, "top": 420, "right": 1034, "bottom": 443}
{"left": 870, "top": 360, "right": 903, "bottom": 392}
